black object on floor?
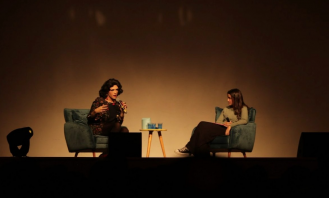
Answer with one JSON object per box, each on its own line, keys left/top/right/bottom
{"left": 297, "top": 132, "right": 329, "bottom": 158}
{"left": 7, "top": 127, "right": 33, "bottom": 157}
{"left": 107, "top": 132, "right": 142, "bottom": 158}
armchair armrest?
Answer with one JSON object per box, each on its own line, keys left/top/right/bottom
{"left": 229, "top": 122, "right": 256, "bottom": 152}
{"left": 64, "top": 122, "right": 96, "bottom": 152}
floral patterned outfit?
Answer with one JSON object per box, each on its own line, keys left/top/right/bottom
{"left": 87, "top": 97, "right": 124, "bottom": 135}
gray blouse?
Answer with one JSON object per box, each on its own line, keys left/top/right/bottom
{"left": 216, "top": 106, "right": 248, "bottom": 127}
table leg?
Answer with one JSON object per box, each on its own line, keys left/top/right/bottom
{"left": 157, "top": 131, "right": 166, "bottom": 157}
{"left": 146, "top": 131, "right": 153, "bottom": 157}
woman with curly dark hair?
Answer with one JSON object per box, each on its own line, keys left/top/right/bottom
{"left": 175, "top": 88, "right": 248, "bottom": 157}
{"left": 87, "top": 78, "right": 129, "bottom": 136}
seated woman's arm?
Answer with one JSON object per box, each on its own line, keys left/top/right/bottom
{"left": 87, "top": 98, "right": 103, "bottom": 123}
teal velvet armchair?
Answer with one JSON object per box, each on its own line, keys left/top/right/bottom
{"left": 192, "top": 107, "right": 256, "bottom": 157}
{"left": 64, "top": 108, "right": 108, "bottom": 157}
{"left": 212, "top": 106, "right": 256, "bottom": 157}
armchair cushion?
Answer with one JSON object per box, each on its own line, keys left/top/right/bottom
{"left": 72, "top": 109, "right": 89, "bottom": 125}
{"left": 94, "top": 135, "right": 109, "bottom": 149}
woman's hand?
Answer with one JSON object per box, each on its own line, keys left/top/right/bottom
{"left": 225, "top": 126, "right": 231, "bottom": 136}
{"left": 120, "top": 101, "right": 127, "bottom": 113}
{"left": 121, "top": 101, "right": 127, "bottom": 109}
{"left": 94, "top": 104, "right": 108, "bottom": 114}
{"left": 223, "top": 121, "right": 232, "bottom": 127}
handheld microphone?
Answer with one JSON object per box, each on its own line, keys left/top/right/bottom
{"left": 117, "top": 98, "right": 127, "bottom": 113}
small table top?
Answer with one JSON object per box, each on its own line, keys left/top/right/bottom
{"left": 140, "top": 129, "right": 167, "bottom": 131}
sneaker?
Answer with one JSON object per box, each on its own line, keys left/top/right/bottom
{"left": 99, "top": 153, "right": 108, "bottom": 158}
{"left": 174, "top": 146, "right": 190, "bottom": 155}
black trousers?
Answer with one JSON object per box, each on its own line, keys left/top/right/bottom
{"left": 7, "top": 127, "right": 33, "bottom": 157}
{"left": 186, "top": 121, "right": 227, "bottom": 157}
{"left": 102, "top": 121, "right": 129, "bottom": 136}
{"left": 101, "top": 121, "right": 129, "bottom": 156}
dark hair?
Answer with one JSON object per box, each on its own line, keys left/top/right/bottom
{"left": 227, "top": 88, "right": 248, "bottom": 119}
{"left": 99, "top": 78, "right": 123, "bottom": 98}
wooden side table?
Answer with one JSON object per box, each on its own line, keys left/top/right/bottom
{"left": 139, "top": 129, "right": 167, "bottom": 157}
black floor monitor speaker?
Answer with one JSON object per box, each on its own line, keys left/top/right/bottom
{"left": 297, "top": 132, "right": 329, "bottom": 158}
{"left": 108, "top": 132, "right": 142, "bottom": 158}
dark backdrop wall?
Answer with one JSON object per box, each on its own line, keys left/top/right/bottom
{"left": 1, "top": 0, "right": 328, "bottom": 157}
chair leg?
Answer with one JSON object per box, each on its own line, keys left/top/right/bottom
{"left": 93, "top": 152, "right": 96, "bottom": 157}
{"left": 75, "top": 152, "right": 79, "bottom": 157}
{"left": 228, "top": 150, "right": 231, "bottom": 158}
{"left": 242, "top": 152, "right": 246, "bottom": 158}
{"left": 212, "top": 152, "right": 216, "bottom": 157}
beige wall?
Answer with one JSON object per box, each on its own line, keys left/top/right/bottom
{"left": 1, "top": 0, "right": 328, "bottom": 157}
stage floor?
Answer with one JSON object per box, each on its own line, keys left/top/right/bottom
{"left": 0, "top": 156, "right": 319, "bottom": 179}
{"left": 1, "top": 157, "right": 327, "bottom": 195}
